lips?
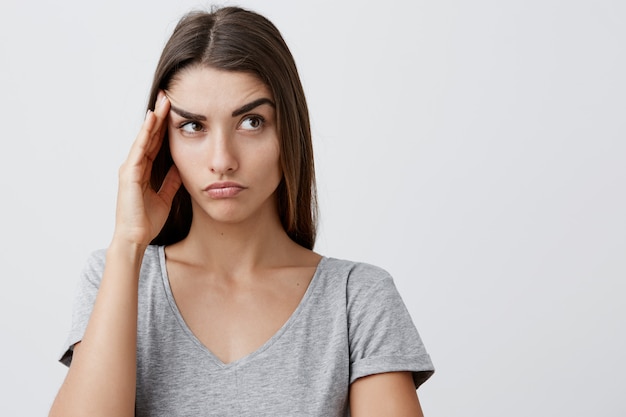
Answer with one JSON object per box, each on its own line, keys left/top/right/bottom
{"left": 204, "top": 182, "right": 246, "bottom": 199}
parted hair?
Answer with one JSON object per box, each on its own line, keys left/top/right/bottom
{"left": 147, "top": 6, "right": 317, "bottom": 249}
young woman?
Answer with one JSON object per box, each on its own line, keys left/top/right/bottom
{"left": 49, "top": 6, "right": 433, "bottom": 417}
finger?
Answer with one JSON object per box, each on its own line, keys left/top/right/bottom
{"left": 122, "top": 91, "right": 171, "bottom": 187}
{"left": 157, "top": 165, "right": 182, "bottom": 206}
{"left": 134, "top": 91, "right": 167, "bottom": 160}
{"left": 142, "top": 93, "right": 171, "bottom": 185}
{"left": 146, "top": 92, "right": 170, "bottom": 160}
{"left": 154, "top": 90, "right": 170, "bottom": 120}
{"left": 125, "top": 109, "right": 157, "bottom": 166}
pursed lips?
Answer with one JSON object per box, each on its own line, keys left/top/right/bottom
{"left": 204, "top": 182, "right": 246, "bottom": 198}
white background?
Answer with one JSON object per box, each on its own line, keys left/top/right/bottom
{"left": 1, "top": 0, "right": 624, "bottom": 415}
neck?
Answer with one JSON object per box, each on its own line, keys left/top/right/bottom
{"left": 171, "top": 202, "right": 298, "bottom": 276}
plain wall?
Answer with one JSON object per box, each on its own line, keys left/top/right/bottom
{"left": 1, "top": 0, "right": 624, "bottom": 415}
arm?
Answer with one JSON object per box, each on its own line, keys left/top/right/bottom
{"left": 49, "top": 92, "right": 181, "bottom": 417}
{"left": 350, "top": 372, "right": 424, "bottom": 417}
{"left": 49, "top": 243, "right": 144, "bottom": 417}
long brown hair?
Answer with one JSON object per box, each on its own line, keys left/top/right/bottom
{"left": 148, "top": 6, "right": 317, "bottom": 249}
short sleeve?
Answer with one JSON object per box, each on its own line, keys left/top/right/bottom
{"left": 58, "top": 249, "right": 106, "bottom": 367}
{"left": 346, "top": 264, "right": 434, "bottom": 388}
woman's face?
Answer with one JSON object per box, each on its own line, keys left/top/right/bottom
{"left": 166, "top": 65, "right": 282, "bottom": 225}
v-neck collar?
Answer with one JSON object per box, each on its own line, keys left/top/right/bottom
{"left": 157, "top": 245, "right": 327, "bottom": 369}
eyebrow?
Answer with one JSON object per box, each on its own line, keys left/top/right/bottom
{"left": 169, "top": 97, "right": 276, "bottom": 120}
{"left": 231, "top": 98, "right": 275, "bottom": 117}
{"left": 169, "top": 106, "right": 207, "bottom": 121}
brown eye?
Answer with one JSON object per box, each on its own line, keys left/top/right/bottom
{"left": 180, "top": 121, "right": 204, "bottom": 134}
{"left": 240, "top": 115, "right": 264, "bottom": 131}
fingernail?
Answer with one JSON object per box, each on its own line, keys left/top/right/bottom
{"left": 157, "top": 91, "right": 167, "bottom": 108}
{"left": 145, "top": 109, "right": 152, "bottom": 119}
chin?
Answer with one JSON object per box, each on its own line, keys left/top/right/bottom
{"left": 191, "top": 195, "right": 278, "bottom": 226}
{"left": 200, "top": 205, "right": 262, "bottom": 225}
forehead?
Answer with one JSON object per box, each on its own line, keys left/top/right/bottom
{"left": 167, "top": 65, "right": 273, "bottom": 112}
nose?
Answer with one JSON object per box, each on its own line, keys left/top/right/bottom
{"left": 208, "top": 129, "right": 238, "bottom": 175}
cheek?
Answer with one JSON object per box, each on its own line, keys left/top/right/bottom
{"left": 168, "top": 132, "right": 199, "bottom": 166}
{"left": 270, "top": 137, "right": 281, "bottom": 166}
{"left": 168, "top": 137, "right": 182, "bottom": 166}
{"left": 266, "top": 141, "right": 282, "bottom": 180}
{"left": 168, "top": 135, "right": 197, "bottom": 185}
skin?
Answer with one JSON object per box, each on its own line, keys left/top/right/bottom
{"left": 163, "top": 66, "right": 321, "bottom": 364}
{"left": 48, "top": 66, "right": 424, "bottom": 417}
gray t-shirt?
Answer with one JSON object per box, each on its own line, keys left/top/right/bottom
{"left": 60, "top": 245, "right": 434, "bottom": 416}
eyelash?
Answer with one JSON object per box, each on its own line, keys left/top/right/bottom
{"left": 240, "top": 115, "right": 265, "bottom": 130}
{"left": 178, "top": 121, "right": 205, "bottom": 135}
{"left": 176, "top": 115, "right": 266, "bottom": 136}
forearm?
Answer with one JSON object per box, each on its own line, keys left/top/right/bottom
{"left": 49, "top": 241, "right": 146, "bottom": 417}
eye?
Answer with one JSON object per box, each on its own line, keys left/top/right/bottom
{"left": 239, "top": 115, "right": 265, "bottom": 131}
{"left": 179, "top": 121, "right": 205, "bottom": 134}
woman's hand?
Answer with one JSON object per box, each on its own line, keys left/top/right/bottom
{"left": 113, "top": 91, "right": 181, "bottom": 247}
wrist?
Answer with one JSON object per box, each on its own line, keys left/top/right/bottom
{"left": 107, "top": 238, "right": 148, "bottom": 265}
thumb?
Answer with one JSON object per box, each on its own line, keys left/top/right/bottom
{"left": 157, "top": 165, "right": 182, "bottom": 206}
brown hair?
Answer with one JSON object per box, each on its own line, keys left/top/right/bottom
{"left": 148, "top": 6, "right": 317, "bottom": 249}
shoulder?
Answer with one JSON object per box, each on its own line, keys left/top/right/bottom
{"left": 83, "top": 244, "right": 161, "bottom": 266}
{"left": 320, "top": 257, "right": 396, "bottom": 302}
{"left": 80, "top": 245, "right": 162, "bottom": 284}
{"left": 322, "top": 257, "right": 392, "bottom": 283}
{"left": 324, "top": 257, "right": 391, "bottom": 282}
{"left": 79, "top": 248, "right": 107, "bottom": 286}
